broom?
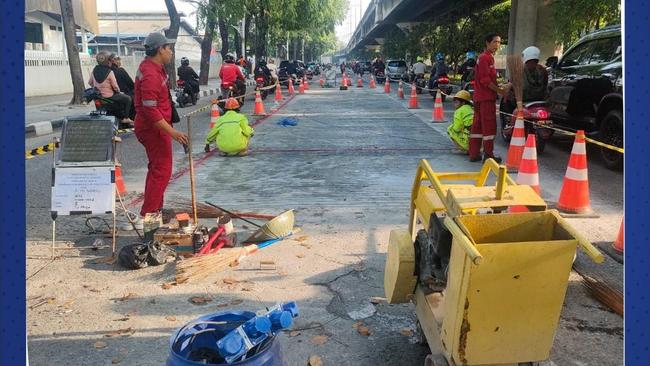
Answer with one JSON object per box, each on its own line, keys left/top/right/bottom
{"left": 168, "top": 199, "right": 275, "bottom": 220}
{"left": 573, "top": 267, "right": 623, "bottom": 316}
{"left": 175, "top": 228, "right": 301, "bottom": 284}
{"left": 506, "top": 54, "right": 524, "bottom": 112}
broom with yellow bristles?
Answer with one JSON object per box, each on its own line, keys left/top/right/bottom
{"left": 175, "top": 228, "right": 301, "bottom": 284}
{"left": 506, "top": 54, "right": 525, "bottom": 111}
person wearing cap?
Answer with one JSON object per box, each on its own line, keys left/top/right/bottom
{"left": 468, "top": 32, "right": 511, "bottom": 163}
{"left": 447, "top": 90, "right": 474, "bottom": 154}
{"left": 108, "top": 54, "right": 136, "bottom": 119}
{"left": 204, "top": 97, "right": 254, "bottom": 157}
{"left": 88, "top": 51, "right": 134, "bottom": 126}
{"left": 134, "top": 32, "right": 189, "bottom": 217}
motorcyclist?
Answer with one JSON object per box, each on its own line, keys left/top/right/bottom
{"left": 267, "top": 58, "right": 278, "bottom": 83}
{"left": 254, "top": 58, "right": 272, "bottom": 85}
{"left": 372, "top": 57, "right": 385, "bottom": 75}
{"left": 219, "top": 53, "right": 246, "bottom": 101}
{"left": 459, "top": 51, "right": 477, "bottom": 83}
{"left": 501, "top": 46, "right": 549, "bottom": 115}
{"left": 431, "top": 52, "right": 448, "bottom": 80}
{"left": 411, "top": 56, "right": 426, "bottom": 82}
{"left": 177, "top": 57, "right": 200, "bottom": 95}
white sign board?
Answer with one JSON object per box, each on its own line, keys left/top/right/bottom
{"left": 51, "top": 166, "right": 115, "bottom": 216}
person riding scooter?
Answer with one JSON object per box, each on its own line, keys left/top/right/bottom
{"left": 411, "top": 56, "right": 426, "bottom": 82}
{"left": 219, "top": 53, "right": 246, "bottom": 104}
{"left": 177, "top": 57, "right": 200, "bottom": 94}
{"left": 501, "top": 46, "right": 549, "bottom": 115}
{"left": 254, "top": 59, "right": 272, "bottom": 85}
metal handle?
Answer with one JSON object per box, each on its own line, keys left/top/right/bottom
{"left": 443, "top": 217, "right": 483, "bottom": 265}
{"left": 549, "top": 211, "right": 604, "bottom": 263}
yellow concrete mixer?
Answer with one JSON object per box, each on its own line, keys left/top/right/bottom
{"left": 383, "top": 159, "right": 604, "bottom": 366}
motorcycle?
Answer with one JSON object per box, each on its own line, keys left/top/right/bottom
{"left": 219, "top": 80, "right": 247, "bottom": 110}
{"left": 254, "top": 74, "right": 273, "bottom": 100}
{"left": 374, "top": 69, "right": 386, "bottom": 84}
{"left": 175, "top": 79, "right": 199, "bottom": 108}
{"left": 499, "top": 100, "right": 554, "bottom": 153}
{"left": 83, "top": 88, "right": 131, "bottom": 129}
{"left": 427, "top": 73, "right": 452, "bottom": 102}
{"left": 413, "top": 73, "right": 426, "bottom": 94}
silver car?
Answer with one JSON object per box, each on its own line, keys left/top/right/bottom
{"left": 386, "top": 60, "right": 409, "bottom": 81}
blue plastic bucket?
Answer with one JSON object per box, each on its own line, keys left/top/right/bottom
{"left": 166, "top": 311, "right": 285, "bottom": 366}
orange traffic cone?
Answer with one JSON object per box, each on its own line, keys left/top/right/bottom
{"left": 384, "top": 78, "right": 391, "bottom": 93}
{"left": 275, "top": 82, "right": 283, "bottom": 102}
{"left": 397, "top": 81, "right": 404, "bottom": 99}
{"left": 357, "top": 77, "right": 363, "bottom": 88}
{"left": 369, "top": 75, "right": 376, "bottom": 89}
{"left": 408, "top": 83, "right": 419, "bottom": 109}
{"left": 288, "top": 79, "right": 295, "bottom": 94}
{"left": 319, "top": 75, "right": 324, "bottom": 88}
{"left": 253, "top": 89, "right": 266, "bottom": 115}
{"left": 510, "top": 134, "right": 540, "bottom": 213}
{"left": 298, "top": 79, "right": 305, "bottom": 94}
{"left": 557, "top": 130, "right": 591, "bottom": 214}
{"left": 506, "top": 109, "right": 526, "bottom": 171}
{"left": 432, "top": 89, "right": 446, "bottom": 122}
{"left": 612, "top": 218, "right": 624, "bottom": 253}
{"left": 342, "top": 73, "right": 347, "bottom": 86}
{"left": 209, "top": 102, "right": 220, "bottom": 128}
{"left": 304, "top": 76, "right": 310, "bottom": 90}
{"left": 115, "top": 165, "right": 127, "bottom": 196}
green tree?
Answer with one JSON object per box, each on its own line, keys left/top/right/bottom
{"left": 549, "top": 0, "right": 620, "bottom": 47}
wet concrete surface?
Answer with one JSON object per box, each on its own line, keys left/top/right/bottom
{"left": 26, "top": 75, "right": 622, "bottom": 365}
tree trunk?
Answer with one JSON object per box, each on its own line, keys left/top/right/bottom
{"left": 59, "top": 0, "right": 85, "bottom": 104}
{"left": 244, "top": 13, "right": 252, "bottom": 56}
{"left": 218, "top": 18, "right": 229, "bottom": 59}
{"left": 234, "top": 29, "right": 242, "bottom": 58}
{"left": 199, "top": 16, "right": 216, "bottom": 85}
{"left": 254, "top": 6, "right": 269, "bottom": 60}
{"left": 164, "top": 0, "right": 181, "bottom": 87}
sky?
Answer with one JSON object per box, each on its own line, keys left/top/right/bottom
{"left": 98, "top": 0, "right": 368, "bottom": 45}
{"left": 335, "top": 0, "right": 372, "bottom": 46}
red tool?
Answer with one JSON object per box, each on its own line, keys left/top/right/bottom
{"left": 197, "top": 226, "right": 225, "bottom": 255}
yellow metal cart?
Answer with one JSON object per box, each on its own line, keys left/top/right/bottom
{"left": 384, "top": 159, "right": 604, "bottom": 366}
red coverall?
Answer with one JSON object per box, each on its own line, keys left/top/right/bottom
{"left": 134, "top": 58, "right": 174, "bottom": 216}
{"left": 468, "top": 50, "right": 498, "bottom": 159}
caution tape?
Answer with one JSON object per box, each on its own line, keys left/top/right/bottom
{"left": 385, "top": 75, "right": 454, "bottom": 96}
{"left": 499, "top": 110, "right": 624, "bottom": 154}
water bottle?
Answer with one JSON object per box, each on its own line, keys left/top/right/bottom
{"left": 216, "top": 316, "right": 271, "bottom": 364}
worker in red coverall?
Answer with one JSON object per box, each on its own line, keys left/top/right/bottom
{"left": 134, "top": 32, "right": 189, "bottom": 217}
{"left": 468, "top": 32, "right": 511, "bottom": 163}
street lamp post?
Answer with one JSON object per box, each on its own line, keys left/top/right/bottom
{"left": 114, "top": 0, "right": 121, "bottom": 56}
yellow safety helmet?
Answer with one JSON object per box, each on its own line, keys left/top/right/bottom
{"left": 453, "top": 90, "right": 472, "bottom": 103}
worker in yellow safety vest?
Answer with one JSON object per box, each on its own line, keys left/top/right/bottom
{"left": 447, "top": 90, "right": 474, "bottom": 154}
{"left": 204, "top": 97, "right": 254, "bottom": 156}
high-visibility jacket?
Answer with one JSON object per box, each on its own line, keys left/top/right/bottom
{"left": 205, "top": 110, "right": 254, "bottom": 153}
{"left": 447, "top": 104, "right": 474, "bottom": 150}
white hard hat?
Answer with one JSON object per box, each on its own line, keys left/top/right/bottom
{"left": 522, "top": 46, "right": 541, "bottom": 63}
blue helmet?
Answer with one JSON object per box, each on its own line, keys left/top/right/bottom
{"left": 466, "top": 51, "right": 476, "bottom": 60}
{"left": 435, "top": 52, "right": 444, "bottom": 61}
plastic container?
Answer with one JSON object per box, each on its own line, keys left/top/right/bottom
{"left": 167, "top": 311, "right": 285, "bottom": 366}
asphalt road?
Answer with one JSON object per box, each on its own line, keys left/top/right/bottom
{"left": 26, "top": 74, "right": 623, "bottom": 365}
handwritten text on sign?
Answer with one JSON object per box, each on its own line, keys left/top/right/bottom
{"left": 51, "top": 166, "right": 115, "bottom": 215}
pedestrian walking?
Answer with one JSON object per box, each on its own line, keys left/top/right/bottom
{"left": 468, "top": 33, "right": 511, "bottom": 163}
{"left": 134, "top": 32, "right": 189, "bottom": 217}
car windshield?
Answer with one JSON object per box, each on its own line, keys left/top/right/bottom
{"left": 388, "top": 61, "right": 406, "bottom": 68}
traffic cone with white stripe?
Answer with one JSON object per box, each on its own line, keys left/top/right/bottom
{"left": 369, "top": 75, "right": 376, "bottom": 88}
{"left": 408, "top": 83, "right": 419, "bottom": 109}
{"left": 384, "top": 78, "right": 391, "bottom": 93}
{"left": 274, "top": 81, "right": 283, "bottom": 103}
{"left": 397, "top": 81, "right": 404, "bottom": 99}
{"left": 209, "top": 102, "right": 220, "bottom": 128}
{"left": 432, "top": 89, "right": 445, "bottom": 122}
{"left": 557, "top": 130, "right": 591, "bottom": 214}
{"left": 509, "top": 134, "right": 540, "bottom": 213}
{"left": 506, "top": 108, "right": 526, "bottom": 171}
{"left": 357, "top": 76, "right": 363, "bottom": 87}
{"left": 253, "top": 89, "right": 266, "bottom": 115}
{"left": 319, "top": 75, "right": 324, "bottom": 87}
{"left": 304, "top": 76, "right": 310, "bottom": 90}
{"left": 612, "top": 218, "right": 624, "bottom": 253}
{"left": 298, "top": 79, "right": 305, "bottom": 94}
{"left": 288, "top": 79, "right": 295, "bottom": 94}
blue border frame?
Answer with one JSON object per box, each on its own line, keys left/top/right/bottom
{"left": 624, "top": 1, "right": 649, "bottom": 364}
{"left": 0, "top": 0, "right": 26, "bottom": 364}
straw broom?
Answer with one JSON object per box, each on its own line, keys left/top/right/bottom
{"left": 506, "top": 54, "right": 524, "bottom": 111}
{"left": 175, "top": 228, "right": 301, "bottom": 284}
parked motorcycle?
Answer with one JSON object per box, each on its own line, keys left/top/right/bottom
{"left": 499, "top": 100, "right": 554, "bottom": 153}
{"left": 175, "top": 79, "right": 199, "bottom": 108}
{"left": 428, "top": 73, "right": 452, "bottom": 101}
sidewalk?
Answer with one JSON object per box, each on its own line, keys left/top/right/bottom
{"left": 24, "top": 77, "right": 253, "bottom": 136}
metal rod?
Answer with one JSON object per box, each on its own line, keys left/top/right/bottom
{"left": 204, "top": 202, "right": 263, "bottom": 228}
{"left": 187, "top": 115, "right": 199, "bottom": 225}
{"left": 51, "top": 136, "right": 57, "bottom": 259}
{"left": 495, "top": 165, "right": 507, "bottom": 200}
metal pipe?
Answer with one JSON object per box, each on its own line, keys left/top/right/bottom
{"left": 187, "top": 115, "right": 198, "bottom": 225}
{"left": 114, "top": 0, "right": 121, "bottom": 56}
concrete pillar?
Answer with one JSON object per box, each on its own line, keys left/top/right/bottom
{"left": 507, "top": 0, "right": 562, "bottom": 63}
{"left": 81, "top": 30, "right": 89, "bottom": 54}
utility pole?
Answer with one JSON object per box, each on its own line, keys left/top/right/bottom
{"left": 114, "top": 0, "right": 121, "bottom": 56}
